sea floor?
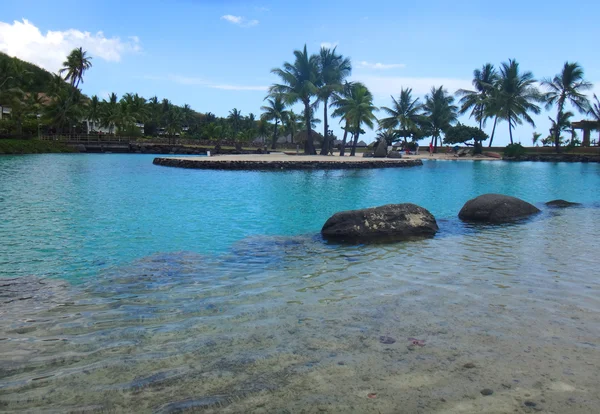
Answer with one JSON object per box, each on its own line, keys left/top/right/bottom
{"left": 1, "top": 208, "right": 599, "bottom": 413}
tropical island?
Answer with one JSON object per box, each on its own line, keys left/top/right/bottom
{"left": 1, "top": 46, "right": 599, "bottom": 160}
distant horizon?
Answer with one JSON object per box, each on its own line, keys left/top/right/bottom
{"left": 2, "top": 0, "right": 599, "bottom": 145}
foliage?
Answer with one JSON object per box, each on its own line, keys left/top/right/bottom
{"left": 542, "top": 62, "right": 591, "bottom": 152}
{"left": 503, "top": 143, "right": 526, "bottom": 157}
{"left": 444, "top": 123, "right": 488, "bottom": 153}
{"left": 421, "top": 86, "right": 458, "bottom": 151}
{"left": 590, "top": 95, "right": 600, "bottom": 124}
{"left": 59, "top": 47, "right": 92, "bottom": 89}
{"left": 376, "top": 129, "right": 400, "bottom": 146}
{"left": 330, "top": 82, "right": 377, "bottom": 156}
{"left": 379, "top": 88, "right": 422, "bottom": 142}
{"left": 532, "top": 132, "right": 542, "bottom": 146}
{"left": 495, "top": 59, "right": 543, "bottom": 144}
{"left": 317, "top": 47, "right": 351, "bottom": 154}
{"left": 0, "top": 52, "right": 55, "bottom": 95}
{"left": 548, "top": 111, "right": 573, "bottom": 146}
{"left": 456, "top": 63, "right": 499, "bottom": 129}
{"left": 270, "top": 45, "right": 321, "bottom": 154}
{"left": 261, "top": 95, "right": 286, "bottom": 149}
{"left": 0, "top": 139, "right": 75, "bottom": 154}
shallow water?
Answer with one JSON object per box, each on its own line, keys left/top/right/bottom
{"left": 1, "top": 155, "right": 600, "bottom": 412}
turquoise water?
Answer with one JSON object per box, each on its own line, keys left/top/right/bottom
{"left": 0, "top": 154, "right": 598, "bottom": 280}
{"left": 1, "top": 154, "right": 600, "bottom": 413}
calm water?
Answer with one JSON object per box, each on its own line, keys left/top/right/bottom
{"left": 1, "top": 154, "right": 600, "bottom": 413}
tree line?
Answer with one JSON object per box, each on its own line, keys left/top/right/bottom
{"left": 1, "top": 47, "right": 599, "bottom": 153}
{"left": 269, "top": 47, "right": 599, "bottom": 154}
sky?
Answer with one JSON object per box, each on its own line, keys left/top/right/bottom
{"left": 1, "top": 0, "right": 599, "bottom": 145}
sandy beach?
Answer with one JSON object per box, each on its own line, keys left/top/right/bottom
{"left": 169, "top": 152, "right": 502, "bottom": 163}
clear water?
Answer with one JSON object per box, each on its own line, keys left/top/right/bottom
{"left": 1, "top": 154, "right": 599, "bottom": 280}
{"left": 1, "top": 154, "right": 599, "bottom": 412}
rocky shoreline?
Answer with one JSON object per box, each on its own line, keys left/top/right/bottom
{"left": 153, "top": 157, "right": 423, "bottom": 170}
{"left": 504, "top": 153, "right": 600, "bottom": 163}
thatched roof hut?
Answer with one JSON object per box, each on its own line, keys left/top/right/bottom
{"left": 293, "top": 130, "right": 325, "bottom": 145}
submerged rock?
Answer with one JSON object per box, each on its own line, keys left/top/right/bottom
{"left": 545, "top": 199, "right": 581, "bottom": 208}
{"left": 458, "top": 193, "right": 540, "bottom": 223}
{"left": 321, "top": 203, "right": 438, "bottom": 243}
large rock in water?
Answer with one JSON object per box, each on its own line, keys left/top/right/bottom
{"left": 373, "top": 139, "right": 387, "bottom": 158}
{"left": 458, "top": 193, "right": 540, "bottom": 223}
{"left": 545, "top": 199, "right": 581, "bottom": 208}
{"left": 321, "top": 203, "right": 438, "bottom": 242}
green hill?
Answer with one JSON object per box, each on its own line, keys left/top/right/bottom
{"left": 0, "top": 52, "right": 56, "bottom": 95}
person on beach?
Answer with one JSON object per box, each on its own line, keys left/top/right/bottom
{"left": 429, "top": 142, "right": 433, "bottom": 156}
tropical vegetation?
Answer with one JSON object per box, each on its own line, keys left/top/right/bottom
{"left": 1, "top": 48, "right": 598, "bottom": 155}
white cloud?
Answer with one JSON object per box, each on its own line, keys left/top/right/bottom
{"left": 144, "top": 74, "right": 268, "bottom": 92}
{"left": 221, "top": 15, "right": 259, "bottom": 28}
{"left": 320, "top": 42, "right": 339, "bottom": 49}
{"left": 358, "top": 61, "right": 406, "bottom": 70}
{"left": 0, "top": 19, "right": 140, "bottom": 73}
{"left": 355, "top": 75, "right": 472, "bottom": 97}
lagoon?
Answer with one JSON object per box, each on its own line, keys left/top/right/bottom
{"left": 1, "top": 154, "right": 599, "bottom": 412}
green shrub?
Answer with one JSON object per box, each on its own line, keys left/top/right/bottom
{"left": 504, "top": 143, "right": 526, "bottom": 157}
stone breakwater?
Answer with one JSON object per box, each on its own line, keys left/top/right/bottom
{"left": 504, "top": 153, "right": 600, "bottom": 163}
{"left": 153, "top": 157, "right": 423, "bottom": 170}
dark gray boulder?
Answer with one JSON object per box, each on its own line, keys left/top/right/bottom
{"left": 75, "top": 144, "right": 86, "bottom": 153}
{"left": 362, "top": 152, "right": 374, "bottom": 158}
{"left": 545, "top": 199, "right": 581, "bottom": 208}
{"left": 387, "top": 151, "right": 402, "bottom": 159}
{"left": 458, "top": 193, "right": 540, "bottom": 223}
{"left": 321, "top": 203, "right": 438, "bottom": 242}
{"left": 373, "top": 139, "right": 388, "bottom": 158}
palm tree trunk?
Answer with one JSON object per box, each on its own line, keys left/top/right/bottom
{"left": 488, "top": 116, "right": 498, "bottom": 147}
{"left": 509, "top": 119, "right": 513, "bottom": 145}
{"left": 350, "top": 128, "right": 359, "bottom": 156}
{"left": 271, "top": 119, "right": 278, "bottom": 150}
{"left": 320, "top": 98, "right": 329, "bottom": 155}
{"left": 339, "top": 121, "right": 349, "bottom": 156}
{"left": 554, "top": 111, "right": 561, "bottom": 153}
{"left": 304, "top": 102, "right": 314, "bottom": 155}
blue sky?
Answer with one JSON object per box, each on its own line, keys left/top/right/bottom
{"left": 2, "top": 0, "right": 599, "bottom": 145}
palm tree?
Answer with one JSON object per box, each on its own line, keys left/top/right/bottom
{"left": 181, "top": 104, "right": 194, "bottom": 131}
{"left": 87, "top": 95, "right": 101, "bottom": 133}
{"left": 532, "top": 131, "right": 542, "bottom": 146}
{"left": 164, "top": 105, "right": 183, "bottom": 143}
{"left": 270, "top": 45, "right": 321, "bottom": 154}
{"left": 379, "top": 88, "right": 422, "bottom": 143}
{"left": 256, "top": 119, "right": 270, "bottom": 145}
{"left": 100, "top": 93, "right": 119, "bottom": 134}
{"left": 118, "top": 94, "right": 138, "bottom": 134}
{"left": 59, "top": 47, "right": 92, "bottom": 89}
{"left": 228, "top": 108, "right": 243, "bottom": 138}
{"left": 145, "top": 96, "right": 161, "bottom": 136}
{"left": 43, "top": 89, "right": 84, "bottom": 134}
{"left": 331, "top": 81, "right": 361, "bottom": 156}
{"left": 456, "top": 64, "right": 499, "bottom": 131}
{"left": 318, "top": 47, "right": 352, "bottom": 155}
{"left": 589, "top": 95, "right": 600, "bottom": 145}
{"left": 496, "top": 59, "right": 542, "bottom": 144}
{"left": 282, "top": 110, "right": 301, "bottom": 144}
{"left": 548, "top": 111, "right": 575, "bottom": 146}
{"left": 542, "top": 62, "right": 592, "bottom": 152}
{"left": 376, "top": 129, "right": 400, "bottom": 146}
{"left": 331, "top": 83, "right": 377, "bottom": 156}
{"left": 421, "top": 86, "right": 458, "bottom": 151}
{"left": 261, "top": 95, "right": 286, "bottom": 149}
